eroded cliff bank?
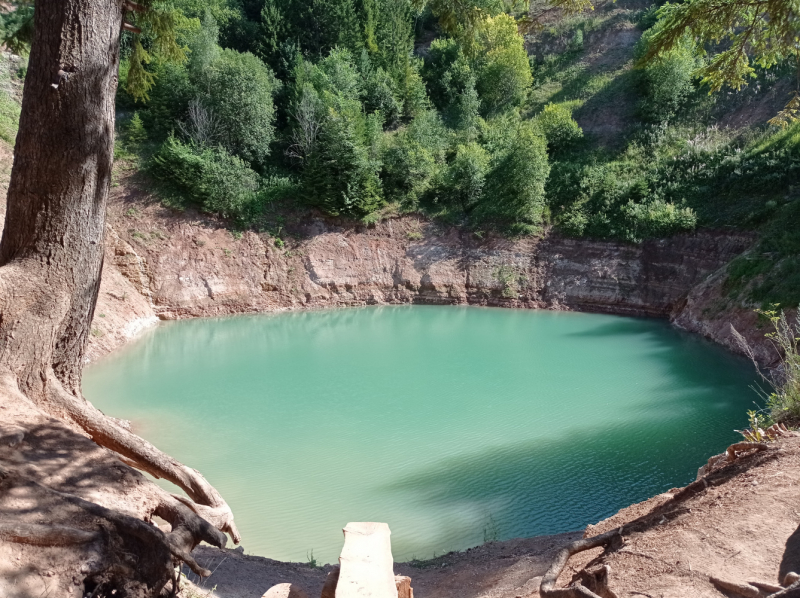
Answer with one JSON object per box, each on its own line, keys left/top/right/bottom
{"left": 87, "top": 180, "right": 769, "bottom": 364}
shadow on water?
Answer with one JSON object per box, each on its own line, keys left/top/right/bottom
{"left": 380, "top": 315, "right": 758, "bottom": 553}
{"left": 382, "top": 410, "right": 743, "bottom": 553}
{"left": 565, "top": 315, "right": 757, "bottom": 393}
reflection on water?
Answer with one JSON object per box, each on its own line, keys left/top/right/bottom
{"left": 83, "top": 306, "right": 757, "bottom": 562}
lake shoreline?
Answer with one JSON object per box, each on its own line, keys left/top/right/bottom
{"left": 85, "top": 170, "right": 778, "bottom": 369}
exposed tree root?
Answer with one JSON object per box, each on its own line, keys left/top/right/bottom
{"left": 45, "top": 370, "right": 241, "bottom": 543}
{"left": 0, "top": 463, "right": 226, "bottom": 594}
{"left": 710, "top": 576, "right": 760, "bottom": 598}
{"left": 768, "top": 580, "right": 800, "bottom": 597}
{"left": 0, "top": 369, "right": 236, "bottom": 596}
{"left": 0, "top": 523, "right": 99, "bottom": 546}
{"left": 726, "top": 442, "right": 769, "bottom": 461}
{"left": 540, "top": 528, "right": 622, "bottom": 598}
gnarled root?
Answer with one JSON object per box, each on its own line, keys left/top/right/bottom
{"left": 0, "top": 464, "right": 226, "bottom": 595}
{"left": 540, "top": 529, "right": 622, "bottom": 598}
{"left": 44, "top": 370, "right": 241, "bottom": 544}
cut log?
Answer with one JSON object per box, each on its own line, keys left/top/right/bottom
{"left": 261, "top": 583, "right": 309, "bottom": 598}
{"left": 336, "top": 522, "right": 398, "bottom": 598}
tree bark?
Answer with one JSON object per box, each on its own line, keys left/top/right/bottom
{"left": 0, "top": 1, "right": 238, "bottom": 593}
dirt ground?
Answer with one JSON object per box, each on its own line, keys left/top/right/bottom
{"left": 182, "top": 532, "right": 582, "bottom": 598}
{"left": 180, "top": 438, "right": 800, "bottom": 598}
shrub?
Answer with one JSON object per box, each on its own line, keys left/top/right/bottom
{"left": 620, "top": 199, "right": 697, "bottom": 242}
{"left": 473, "top": 14, "right": 532, "bottom": 114}
{"left": 535, "top": 103, "right": 583, "bottom": 151}
{"left": 126, "top": 112, "right": 148, "bottom": 146}
{"left": 200, "top": 49, "right": 279, "bottom": 166}
{"left": 440, "top": 141, "right": 490, "bottom": 213}
{"left": 635, "top": 30, "right": 700, "bottom": 124}
{"left": 150, "top": 136, "right": 264, "bottom": 221}
{"left": 473, "top": 122, "right": 550, "bottom": 234}
{"left": 381, "top": 110, "right": 448, "bottom": 207}
{"left": 734, "top": 308, "right": 800, "bottom": 423}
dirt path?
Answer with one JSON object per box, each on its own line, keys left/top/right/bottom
{"left": 184, "top": 532, "right": 582, "bottom": 598}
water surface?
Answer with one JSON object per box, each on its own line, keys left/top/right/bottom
{"left": 83, "top": 306, "right": 757, "bottom": 562}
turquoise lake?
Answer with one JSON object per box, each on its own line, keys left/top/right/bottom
{"left": 83, "top": 306, "right": 757, "bottom": 563}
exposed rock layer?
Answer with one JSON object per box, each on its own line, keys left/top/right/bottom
{"left": 87, "top": 192, "right": 765, "bottom": 363}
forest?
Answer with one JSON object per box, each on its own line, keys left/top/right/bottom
{"left": 2, "top": 0, "right": 800, "bottom": 305}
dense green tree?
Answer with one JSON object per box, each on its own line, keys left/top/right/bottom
{"left": 473, "top": 14, "right": 532, "bottom": 113}
{"left": 381, "top": 110, "right": 448, "bottom": 206}
{"left": 199, "top": 48, "right": 279, "bottom": 165}
{"left": 289, "top": 50, "right": 384, "bottom": 216}
{"left": 441, "top": 141, "right": 490, "bottom": 213}
{"left": 474, "top": 122, "right": 550, "bottom": 233}
{"left": 635, "top": 27, "right": 700, "bottom": 124}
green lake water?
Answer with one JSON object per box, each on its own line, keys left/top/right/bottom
{"left": 83, "top": 306, "right": 757, "bottom": 563}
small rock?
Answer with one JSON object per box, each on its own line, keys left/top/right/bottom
{"left": 233, "top": 546, "right": 245, "bottom": 554}
{"left": 784, "top": 571, "right": 800, "bottom": 586}
{"left": 261, "top": 583, "right": 308, "bottom": 598}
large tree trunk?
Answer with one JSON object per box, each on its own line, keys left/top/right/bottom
{"left": 0, "top": 1, "right": 238, "bottom": 594}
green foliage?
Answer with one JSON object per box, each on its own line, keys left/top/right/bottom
{"left": 635, "top": 29, "right": 700, "bottom": 124}
{"left": 126, "top": 2, "right": 194, "bottom": 102}
{"left": 259, "top": 0, "right": 364, "bottom": 67}
{"left": 472, "top": 121, "right": 550, "bottom": 234}
{"left": 134, "top": 59, "right": 195, "bottom": 136}
{"left": 199, "top": 49, "right": 279, "bottom": 165}
{"left": 735, "top": 308, "right": 800, "bottom": 424}
{"left": 641, "top": 0, "right": 800, "bottom": 94}
{"left": 0, "top": 1, "right": 34, "bottom": 55}
{"left": 127, "top": 112, "right": 148, "bottom": 146}
{"left": 535, "top": 103, "right": 583, "bottom": 151}
{"left": 440, "top": 141, "right": 490, "bottom": 212}
{"left": 151, "top": 135, "right": 269, "bottom": 221}
{"left": 424, "top": 15, "right": 531, "bottom": 117}
{"left": 423, "top": 38, "right": 475, "bottom": 113}
{"left": 289, "top": 50, "right": 384, "bottom": 217}
{"left": 473, "top": 14, "right": 532, "bottom": 114}
{"left": 381, "top": 110, "right": 448, "bottom": 207}
{"left": 360, "top": 52, "right": 403, "bottom": 126}
{"left": 416, "top": 0, "right": 505, "bottom": 56}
